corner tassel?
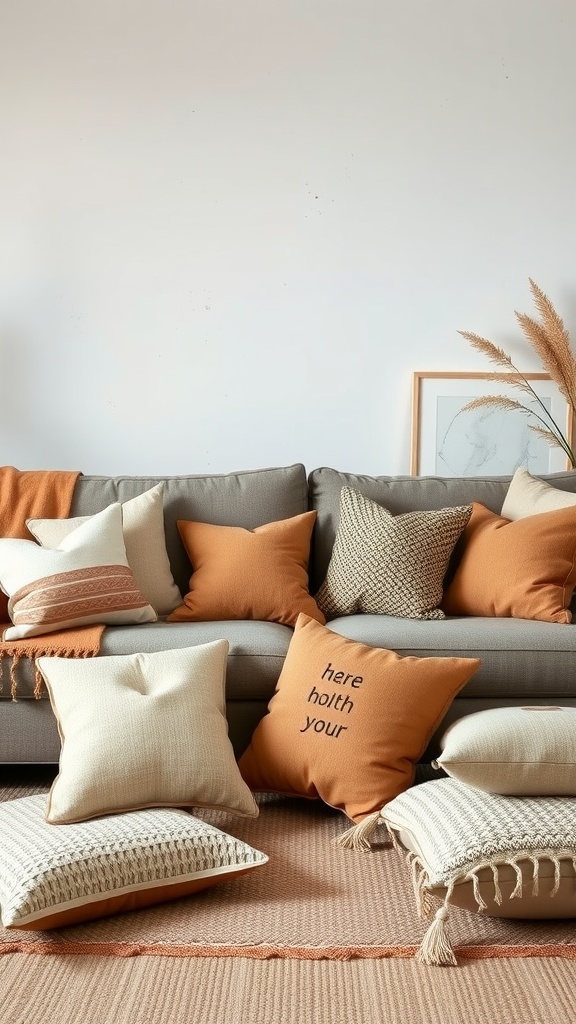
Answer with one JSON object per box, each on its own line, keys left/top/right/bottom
{"left": 416, "top": 905, "right": 458, "bottom": 967}
{"left": 333, "top": 810, "right": 390, "bottom": 852}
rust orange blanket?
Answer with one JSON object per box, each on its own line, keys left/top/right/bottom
{"left": 0, "top": 467, "right": 104, "bottom": 698}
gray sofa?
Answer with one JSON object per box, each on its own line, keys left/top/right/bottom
{"left": 4, "top": 462, "right": 576, "bottom": 764}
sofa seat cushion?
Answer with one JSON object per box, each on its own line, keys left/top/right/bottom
{"left": 326, "top": 615, "right": 576, "bottom": 699}
{"left": 0, "top": 621, "right": 294, "bottom": 702}
{"left": 100, "top": 621, "right": 294, "bottom": 701}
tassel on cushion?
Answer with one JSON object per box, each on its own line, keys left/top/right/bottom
{"left": 333, "top": 810, "right": 391, "bottom": 852}
{"left": 416, "top": 904, "right": 458, "bottom": 967}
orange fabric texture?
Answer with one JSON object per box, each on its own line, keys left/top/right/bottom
{"left": 238, "top": 614, "right": 480, "bottom": 822}
{"left": 14, "top": 868, "right": 260, "bottom": 931}
{"left": 441, "top": 502, "right": 576, "bottom": 622}
{"left": 0, "top": 467, "right": 103, "bottom": 695}
{"left": 168, "top": 512, "right": 325, "bottom": 627}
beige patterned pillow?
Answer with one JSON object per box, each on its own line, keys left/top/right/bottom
{"left": 27, "top": 483, "right": 181, "bottom": 616}
{"left": 0, "top": 794, "right": 267, "bottom": 929}
{"left": 316, "top": 487, "right": 472, "bottom": 620}
{"left": 37, "top": 642, "right": 258, "bottom": 824}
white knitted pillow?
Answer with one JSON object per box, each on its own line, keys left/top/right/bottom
{"left": 0, "top": 794, "right": 267, "bottom": 930}
{"left": 381, "top": 777, "right": 576, "bottom": 965}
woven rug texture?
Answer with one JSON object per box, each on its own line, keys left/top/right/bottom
{"left": 1, "top": 770, "right": 576, "bottom": 960}
{"left": 1, "top": 770, "right": 576, "bottom": 1024}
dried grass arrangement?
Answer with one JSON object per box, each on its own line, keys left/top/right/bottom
{"left": 459, "top": 279, "right": 576, "bottom": 468}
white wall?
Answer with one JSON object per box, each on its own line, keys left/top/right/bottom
{"left": 2, "top": 0, "right": 576, "bottom": 475}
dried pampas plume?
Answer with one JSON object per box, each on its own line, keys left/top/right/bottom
{"left": 459, "top": 279, "right": 576, "bottom": 468}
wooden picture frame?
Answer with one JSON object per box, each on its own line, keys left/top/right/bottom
{"left": 410, "top": 371, "right": 574, "bottom": 476}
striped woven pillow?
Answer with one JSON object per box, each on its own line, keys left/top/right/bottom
{"left": 0, "top": 503, "right": 156, "bottom": 640}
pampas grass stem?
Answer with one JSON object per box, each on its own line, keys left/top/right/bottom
{"left": 459, "top": 281, "right": 576, "bottom": 469}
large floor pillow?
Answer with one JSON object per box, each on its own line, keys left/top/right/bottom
{"left": 0, "top": 794, "right": 267, "bottom": 930}
{"left": 381, "top": 777, "right": 576, "bottom": 965}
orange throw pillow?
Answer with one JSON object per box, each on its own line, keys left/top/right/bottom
{"left": 238, "top": 614, "right": 480, "bottom": 822}
{"left": 167, "top": 512, "right": 325, "bottom": 627}
{"left": 442, "top": 502, "right": 576, "bottom": 623}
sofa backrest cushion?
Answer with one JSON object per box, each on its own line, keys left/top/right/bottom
{"left": 71, "top": 464, "right": 309, "bottom": 598}
{"left": 307, "top": 468, "right": 576, "bottom": 593}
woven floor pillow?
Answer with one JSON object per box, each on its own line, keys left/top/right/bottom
{"left": 0, "top": 794, "right": 268, "bottom": 930}
{"left": 381, "top": 777, "right": 576, "bottom": 966}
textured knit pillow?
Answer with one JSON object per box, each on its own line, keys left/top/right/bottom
{"left": 167, "top": 511, "right": 324, "bottom": 627}
{"left": 37, "top": 642, "right": 258, "bottom": 824}
{"left": 27, "top": 483, "right": 181, "bottom": 616}
{"left": 433, "top": 705, "right": 576, "bottom": 795}
{"left": 315, "top": 487, "right": 472, "bottom": 620}
{"left": 441, "top": 502, "right": 576, "bottom": 623}
{"left": 501, "top": 467, "right": 576, "bottom": 521}
{"left": 382, "top": 778, "right": 576, "bottom": 964}
{"left": 0, "top": 503, "right": 156, "bottom": 640}
{"left": 0, "top": 794, "right": 267, "bottom": 930}
{"left": 239, "top": 614, "right": 480, "bottom": 825}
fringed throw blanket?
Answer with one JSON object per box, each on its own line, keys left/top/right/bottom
{"left": 0, "top": 467, "right": 104, "bottom": 698}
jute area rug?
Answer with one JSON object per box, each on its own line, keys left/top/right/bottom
{"left": 1, "top": 769, "right": 575, "bottom": 1024}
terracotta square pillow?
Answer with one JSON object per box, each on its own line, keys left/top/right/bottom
{"left": 238, "top": 614, "right": 480, "bottom": 825}
{"left": 167, "top": 512, "right": 324, "bottom": 627}
{"left": 441, "top": 502, "right": 576, "bottom": 622}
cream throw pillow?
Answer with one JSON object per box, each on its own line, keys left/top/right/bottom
{"left": 316, "top": 487, "right": 472, "bottom": 620}
{"left": 0, "top": 794, "right": 267, "bottom": 929}
{"left": 501, "top": 467, "right": 576, "bottom": 520}
{"left": 27, "top": 483, "right": 181, "bottom": 616}
{"left": 37, "top": 641, "right": 258, "bottom": 824}
{"left": 433, "top": 705, "right": 576, "bottom": 795}
{"left": 0, "top": 504, "right": 156, "bottom": 640}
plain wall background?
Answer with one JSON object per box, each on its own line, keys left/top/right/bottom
{"left": 2, "top": 0, "right": 576, "bottom": 475}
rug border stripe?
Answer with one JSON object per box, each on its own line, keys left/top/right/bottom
{"left": 2, "top": 941, "right": 576, "bottom": 961}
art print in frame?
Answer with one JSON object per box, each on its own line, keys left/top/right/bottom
{"left": 410, "top": 372, "right": 574, "bottom": 477}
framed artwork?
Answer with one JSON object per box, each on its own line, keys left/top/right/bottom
{"left": 410, "top": 371, "right": 574, "bottom": 477}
